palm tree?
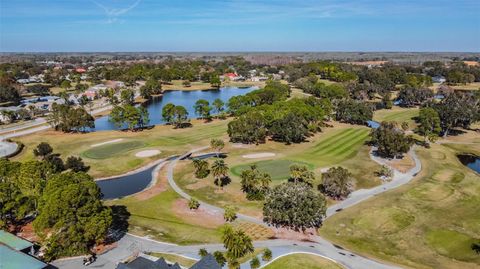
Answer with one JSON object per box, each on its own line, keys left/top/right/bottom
{"left": 211, "top": 159, "right": 228, "bottom": 188}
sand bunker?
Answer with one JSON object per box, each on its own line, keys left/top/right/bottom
{"left": 242, "top": 152, "right": 276, "bottom": 159}
{"left": 135, "top": 150, "right": 161, "bottom": 158}
{"left": 90, "top": 139, "right": 123, "bottom": 147}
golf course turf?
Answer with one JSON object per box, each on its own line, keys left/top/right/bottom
{"left": 264, "top": 253, "right": 344, "bottom": 269}
{"left": 319, "top": 140, "right": 480, "bottom": 269}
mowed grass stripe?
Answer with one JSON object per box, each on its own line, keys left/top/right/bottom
{"left": 310, "top": 128, "right": 358, "bottom": 154}
{"left": 318, "top": 131, "right": 369, "bottom": 162}
{"left": 333, "top": 131, "right": 370, "bottom": 158}
{"left": 312, "top": 128, "right": 366, "bottom": 155}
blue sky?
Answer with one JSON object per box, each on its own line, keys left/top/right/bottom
{"left": 1, "top": 0, "right": 479, "bottom": 52}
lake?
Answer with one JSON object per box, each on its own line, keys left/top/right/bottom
{"left": 457, "top": 154, "right": 480, "bottom": 174}
{"left": 93, "top": 86, "right": 258, "bottom": 131}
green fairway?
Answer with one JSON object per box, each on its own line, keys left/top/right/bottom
{"left": 295, "top": 127, "right": 371, "bottom": 166}
{"left": 264, "top": 254, "right": 344, "bottom": 269}
{"left": 319, "top": 141, "right": 480, "bottom": 269}
{"left": 230, "top": 159, "right": 314, "bottom": 182}
{"left": 373, "top": 107, "right": 419, "bottom": 127}
{"left": 13, "top": 120, "right": 229, "bottom": 177}
{"left": 426, "top": 229, "right": 480, "bottom": 263}
{"left": 82, "top": 140, "right": 145, "bottom": 159}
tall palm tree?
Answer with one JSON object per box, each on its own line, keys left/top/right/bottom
{"left": 211, "top": 159, "right": 228, "bottom": 183}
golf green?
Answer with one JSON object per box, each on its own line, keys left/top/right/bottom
{"left": 82, "top": 140, "right": 145, "bottom": 159}
{"left": 231, "top": 159, "right": 314, "bottom": 182}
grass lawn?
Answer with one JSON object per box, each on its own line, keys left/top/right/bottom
{"left": 373, "top": 106, "right": 419, "bottom": 128}
{"left": 147, "top": 252, "right": 197, "bottom": 267}
{"left": 231, "top": 159, "right": 314, "bottom": 182}
{"left": 105, "top": 167, "right": 224, "bottom": 245}
{"left": 449, "top": 82, "right": 480, "bottom": 91}
{"left": 264, "top": 253, "right": 344, "bottom": 269}
{"left": 82, "top": 140, "right": 145, "bottom": 159}
{"left": 13, "top": 119, "right": 230, "bottom": 178}
{"left": 175, "top": 123, "right": 381, "bottom": 216}
{"left": 162, "top": 80, "right": 264, "bottom": 91}
{"left": 318, "top": 134, "right": 480, "bottom": 269}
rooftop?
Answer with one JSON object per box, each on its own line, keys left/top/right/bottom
{"left": 0, "top": 244, "right": 47, "bottom": 269}
{"left": 0, "top": 230, "right": 34, "bottom": 251}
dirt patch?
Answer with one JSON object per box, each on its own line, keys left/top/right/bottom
{"left": 90, "top": 139, "right": 124, "bottom": 148}
{"left": 135, "top": 149, "right": 161, "bottom": 158}
{"left": 242, "top": 152, "right": 276, "bottom": 159}
{"left": 185, "top": 179, "right": 211, "bottom": 190}
{"left": 385, "top": 154, "right": 415, "bottom": 173}
{"left": 172, "top": 199, "right": 224, "bottom": 228}
{"left": 135, "top": 164, "right": 168, "bottom": 201}
{"left": 14, "top": 222, "right": 39, "bottom": 243}
{"left": 272, "top": 227, "right": 318, "bottom": 242}
{"left": 231, "top": 143, "right": 252, "bottom": 148}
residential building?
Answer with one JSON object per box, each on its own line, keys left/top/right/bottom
{"left": 0, "top": 230, "right": 48, "bottom": 269}
{"left": 432, "top": 75, "right": 446, "bottom": 83}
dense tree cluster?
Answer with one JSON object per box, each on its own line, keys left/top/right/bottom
{"left": 397, "top": 87, "right": 434, "bottom": 107}
{"left": 48, "top": 103, "right": 95, "bottom": 132}
{"left": 162, "top": 103, "right": 190, "bottom": 128}
{"left": 109, "top": 104, "right": 150, "bottom": 131}
{"left": 0, "top": 145, "right": 106, "bottom": 261}
{"left": 432, "top": 92, "right": 480, "bottom": 136}
{"left": 319, "top": 167, "right": 355, "bottom": 200}
{"left": 240, "top": 165, "right": 271, "bottom": 200}
{"left": 263, "top": 182, "right": 327, "bottom": 231}
{"left": 139, "top": 78, "right": 162, "bottom": 99}
{"left": 370, "top": 122, "right": 414, "bottom": 158}
{"left": 33, "top": 172, "right": 112, "bottom": 261}
{"left": 335, "top": 99, "right": 373, "bottom": 125}
{"left": 228, "top": 97, "right": 327, "bottom": 144}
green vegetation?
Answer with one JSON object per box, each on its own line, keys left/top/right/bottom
{"left": 147, "top": 252, "right": 197, "bottom": 268}
{"left": 82, "top": 140, "right": 145, "bottom": 159}
{"left": 264, "top": 254, "right": 343, "bottom": 269}
{"left": 232, "top": 160, "right": 312, "bottom": 182}
{"left": 263, "top": 182, "right": 327, "bottom": 231}
{"left": 319, "top": 142, "right": 480, "bottom": 269}
{"left": 15, "top": 120, "right": 229, "bottom": 177}
{"left": 108, "top": 184, "right": 223, "bottom": 245}
{"left": 373, "top": 107, "right": 419, "bottom": 126}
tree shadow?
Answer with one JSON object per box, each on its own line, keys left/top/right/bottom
{"left": 105, "top": 205, "right": 131, "bottom": 244}
{"left": 215, "top": 176, "right": 231, "bottom": 188}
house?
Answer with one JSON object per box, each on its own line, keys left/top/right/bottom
{"left": 0, "top": 230, "right": 48, "bottom": 269}
{"left": 76, "top": 68, "right": 87, "bottom": 73}
{"left": 116, "top": 253, "right": 221, "bottom": 269}
{"left": 432, "top": 75, "right": 446, "bottom": 84}
{"left": 0, "top": 106, "right": 21, "bottom": 123}
{"left": 105, "top": 80, "right": 126, "bottom": 89}
{"left": 84, "top": 84, "right": 107, "bottom": 99}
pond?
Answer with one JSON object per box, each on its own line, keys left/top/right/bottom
{"left": 367, "top": 120, "right": 380, "bottom": 129}
{"left": 457, "top": 154, "right": 480, "bottom": 174}
{"left": 93, "top": 86, "right": 258, "bottom": 131}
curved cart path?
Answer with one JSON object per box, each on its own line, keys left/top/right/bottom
{"left": 54, "top": 146, "right": 421, "bottom": 269}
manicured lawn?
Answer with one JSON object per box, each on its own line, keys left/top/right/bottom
{"left": 162, "top": 80, "right": 264, "bottom": 91}
{"left": 264, "top": 254, "right": 344, "bottom": 269}
{"left": 175, "top": 124, "right": 381, "bottom": 217}
{"left": 373, "top": 107, "right": 419, "bottom": 127}
{"left": 108, "top": 188, "right": 223, "bottom": 245}
{"left": 106, "top": 167, "right": 224, "bottom": 245}
{"left": 147, "top": 252, "right": 197, "bottom": 268}
{"left": 231, "top": 159, "right": 314, "bottom": 182}
{"left": 13, "top": 119, "right": 230, "bottom": 177}
{"left": 319, "top": 138, "right": 480, "bottom": 269}
{"left": 82, "top": 140, "right": 145, "bottom": 159}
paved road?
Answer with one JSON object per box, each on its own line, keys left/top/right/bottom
{"left": 54, "top": 147, "right": 421, "bottom": 269}
{"left": 0, "top": 103, "right": 114, "bottom": 139}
